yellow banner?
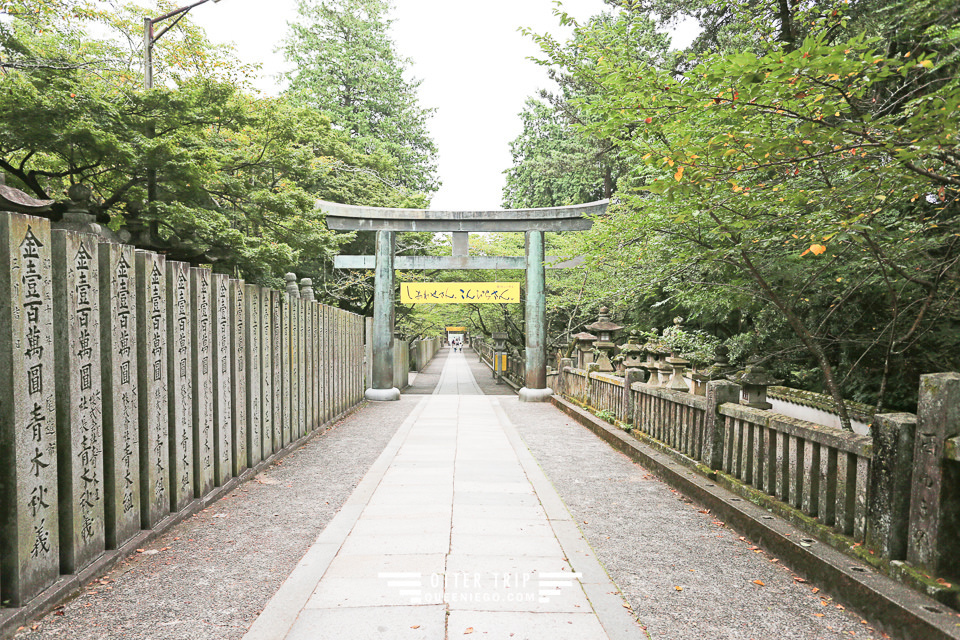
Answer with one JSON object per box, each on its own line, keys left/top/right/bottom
{"left": 446, "top": 326, "right": 467, "bottom": 332}
{"left": 401, "top": 282, "right": 521, "bottom": 304}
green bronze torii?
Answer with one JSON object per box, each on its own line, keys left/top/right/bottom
{"left": 320, "top": 199, "right": 606, "bottom": 402}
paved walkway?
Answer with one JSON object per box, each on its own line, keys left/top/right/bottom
{"left": 243, "top": 351, "right": 641, "bottom": 639}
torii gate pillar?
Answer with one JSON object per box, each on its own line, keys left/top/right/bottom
{"left": 518, "top": 230, "right": 553, "bottom": 402}
{"left": 365, "top": 230, "right": 401, "bottom": 401}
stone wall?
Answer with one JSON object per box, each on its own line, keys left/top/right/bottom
{"left": 0, "top": 213, "right": 366, "bottom": 611}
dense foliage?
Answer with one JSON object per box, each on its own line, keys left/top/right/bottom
{"left": 282, "top": 0, "right": 439, "bottom": 194}
{"left": 503, "top": 0, "right": 960, "bottom": 420}
{"left": 0, "top": 0, "right": 435, "bottom": 306}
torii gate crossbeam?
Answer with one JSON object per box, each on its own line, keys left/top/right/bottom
{"left": 320, "top": 199, "right": 606, "bottom": 402}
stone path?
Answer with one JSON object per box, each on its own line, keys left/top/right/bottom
{"left": 243, "top": 350, "right": 642, "bottom": 639}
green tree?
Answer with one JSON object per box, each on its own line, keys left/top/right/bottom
{"left": 0, "top": 0, "right": 425, "bottom": 288}
{"left": 502, "top": 97, "right": 614, "bottom": 208}
{"left": 282, "top": 0, "right": 439, "bottom": 194}
{"left": 525, "top": 0, "right": 960, "bottom": 424}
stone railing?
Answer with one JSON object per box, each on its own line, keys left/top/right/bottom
{"left": 0, "top": 212, "right": 367, "bottom": 617}
{"left": 554, "top": 364, "right": 960, "bottom": 606}
{"left": 472, "top": 336, "right": 524, "bottom": 388}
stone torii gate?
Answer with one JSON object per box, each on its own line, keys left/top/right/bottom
{"left": 319, "top": 199, "right": 607, "bottom": 402}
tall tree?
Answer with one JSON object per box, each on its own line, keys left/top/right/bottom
{"left": 282, "top": 0, "right": 438, "bottom": 194}
{"left": 523, "top": 0, "right": 960, "bottom": 421}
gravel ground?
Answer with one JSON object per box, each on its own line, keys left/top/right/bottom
{"left": 483, "top": 368, "right": 893, "bottom": 640}
{"left": 14, "top": 356, "right": 446, "bottom": 640}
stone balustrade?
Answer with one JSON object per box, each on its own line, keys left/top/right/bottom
{"left": 552, "top": 362, "right": 960, "bottom": 608}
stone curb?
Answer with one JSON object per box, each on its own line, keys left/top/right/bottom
{"left": 0, "top": 404, "right": 365, "bottom": 640}
{"left": 551, "top": 394, "right": 960, "bottom": 640}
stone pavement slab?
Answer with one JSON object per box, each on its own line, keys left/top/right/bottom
{"left": 243, "top": 351, "right": 642, "bottom": 640}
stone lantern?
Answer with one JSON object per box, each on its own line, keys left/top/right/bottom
{"left": 585, "top": 307, "right": 623, "bottom": 373}
{"left": 571, "top": 331, "right": 597, "bottom": 370}
{"left": 727, "top": 356, "right": 782, "bottom": 409}
{"left": 689, "top": 344, "right": 733, "bottom": 396}
{"left": 619, "top": 331, "right": 647, "bottom": 375}
{"left": 642, "top": 329, "right": 670, "bottom": 387}
{"left": 664, "top": 317, "right": 691, "bottom": 392}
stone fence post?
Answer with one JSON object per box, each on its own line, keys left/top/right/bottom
{"left": 702, "top": 380, "right": 740, "bottom": 470}
{"left": 559, "top": 357, "right": 573, "bottom": 397}
{"left": 865, "top": 413, "right": 916, "bottom": 560}
{"left": 623, "top": 369, "right": 645, "bottom": 426}
{"left": 906, "top": 372, "right": 960, "bottom": 576}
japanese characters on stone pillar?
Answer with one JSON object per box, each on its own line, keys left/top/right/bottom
{"left": 260, "top": 287, "right": 274, "bottom": 457}
{"left": 211, "top": 274, "right": 232, "bottom": 486}
{"left": 190, "top": 267, "right": 214, "bottom": 498}
{"left": 230, "top": 279, "right": 247, "bottom": 476}
{"left": 289, "top": 296, "right": 301, "bottom": 441}
{"left": 319, "top": 305, "right": 327, "bottom": 424}
{"left": 0, "top": 214, "right": 60, "bottom": 606}
{"left": 270, "top": 290, "right": 282, "bottom": 452}
{"left": 100, "top": 242, "right": 141, "bottom": 548}
{"left": 244, "top": 283, "right": 262, "bottom": 467}
{"left": 304, "top": 299, "right": 314, "bottom": 431}
{"left": 907, "top": 373, "right": 960, "bottom": 575}
{"left": 337, "top": 309, "right": 344, "bottom": 413}
{"left": 135, "top": 250, "right": 169, "bottom": 529}
{"left": 165, "top": 261, "right": 193, "bottom": 512}
{"left": 297, "top": 299, "right": 306, "bottom": 438}
{"left": 280, "top": 293, "right": 292, "bottom": 447}
{"left": 52, "top": 231, "right": 105, "bottom": 573}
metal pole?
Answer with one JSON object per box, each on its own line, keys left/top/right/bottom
{"left": 366, "top": 230, "right": 400, "bottom": 401}
{"left": 519, "top": 230, "right": 552, "bottom": 402}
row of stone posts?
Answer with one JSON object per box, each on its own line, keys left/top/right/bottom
{"left": 0, "top": 213, "right": 366, "bottom": 608}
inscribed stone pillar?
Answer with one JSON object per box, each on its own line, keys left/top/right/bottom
{"left": 244, "top": 283, "right": 262, "bottom": 467}
{"left": 165, "top": 261, "right": 193, "bottom": 512}
{"left": 211, "top": 273, "right": 232, "bottom": 486}
{"left": 519, "top": 230, "right": 551, "bottom": 402}
{"left": 190, "top": 267, "right": 214, "bottom": 498}
{"left": 304, "top": 301, "right": 314, "bottom": 431}
{"left": 52, "top": 231, "right": 105, "bottom": 573}
{"left": 271, "top": 291, "right": 282, "bottom": 451}
{"left": 866, "top": 413, "right": 916, "bottom": 561}
{"left": 100, "top": 242, "right": 141, "bottom": 548}
{"left": 281, "top": 293, "right": 292, "bottom": 447}
{"left": 319, "top": 305, "right": 328, "bottom": 424}
{"left": 0, "top": 214, "right": 60, "bottom": 605}
{"left": 366, "top": 230, "right": 399, "bottom": 400}
{"left": 334, "top": 309, "right": 341, "bottom": 413}
{"left": 289, "top": 296, "right": 300, "bottom": 441}
{"left": 337, "top": 308, "right": 345, "bottom": 413}
{"left": 135, "top": 250, "right": 169, "bottom": 528}
{"left": 907, "top": 372, "right": 960, "bottom": 575}
{"left": 260, "top": 287, "right": 274, "bottom": 457}
{"left": 230, "top": 279, "right": 247, "bottom": 476}
{"left": 298, "top": 299, "right": 306, "bottom": 437}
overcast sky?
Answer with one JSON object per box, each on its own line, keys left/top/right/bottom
{"left": 191, "top": 0, "right": 694, "bottom": 210}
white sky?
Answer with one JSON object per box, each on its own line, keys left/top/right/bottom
{"left": 192, "top": 0, "right": 696, "bottom": 210}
